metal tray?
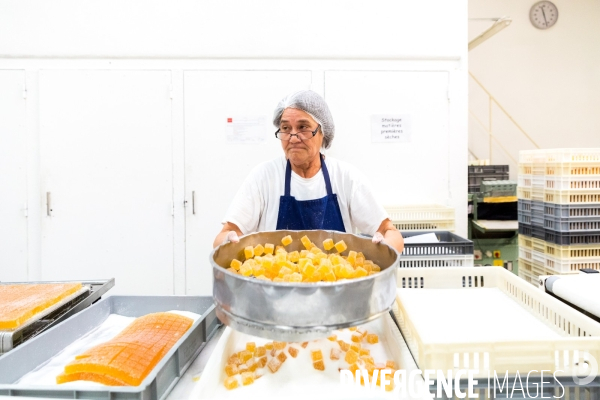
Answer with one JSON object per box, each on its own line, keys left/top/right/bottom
{"left": 0, "top": 296, "right": 221, "bottom": 400}
{"left": 211, "top": 230, "right": 399, "bottom": 342}
{"left": 0, "top": 278, "right": 115, "bottom": 354}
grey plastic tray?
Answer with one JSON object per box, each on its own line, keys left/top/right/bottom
{"left": 0, "top": 295, "right": 220, "bottom": 400}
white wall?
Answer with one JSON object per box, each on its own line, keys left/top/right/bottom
{"left": 0, "top": 0, "right": 468, "bottom": 295}
{"left": 469, "top": 0, "right": 600, "bottom": 177}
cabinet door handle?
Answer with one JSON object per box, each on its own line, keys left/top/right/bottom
{"left": 192, "top": 191, "right": 196, "bottom": 215}
{"left": 46, "top": 192, "right": 52, "bottom": 216}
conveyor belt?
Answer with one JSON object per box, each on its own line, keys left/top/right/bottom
{"left": 545, "top": 273, "right": 600, "bottom": 322}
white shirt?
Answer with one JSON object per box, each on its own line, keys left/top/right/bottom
{"left": 223, "top": 155, "right": 388, "bottom": 235}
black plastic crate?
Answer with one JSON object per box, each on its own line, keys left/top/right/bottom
{"left": 519, "top": 223, "right": 532, "bottom": 237}
{"left": 468, "top": 173, "right": 510, "bottom": 186}
{"left": 544, "top": 230, "right": 600, "bottom": 246}
{"left": 532, "top": 225, "right": 545, "bottom": 239}
{"left": 468, "top": 165, "right": 509, "bottom": 174}
{"left": 401, "top": 231, "right": 473, "bottom": 256}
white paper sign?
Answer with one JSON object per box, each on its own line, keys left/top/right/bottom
{"left": 226, "top": 116, "right": 268, "bottom": 143}
{"left": 370, "top": 114, "right": 412, "bottom": 143}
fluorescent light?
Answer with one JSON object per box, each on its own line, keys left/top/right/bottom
{"left": 468, "top": 17, "right": 512, "bottom": 51}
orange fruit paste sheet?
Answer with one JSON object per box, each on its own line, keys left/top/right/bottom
{"left": 0, "top": 283, "right": 82, "bottom": 330}
{"left": 57, "top": 312, "right": 193, "bottom": 386}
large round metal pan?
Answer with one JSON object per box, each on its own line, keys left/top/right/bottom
{"left": 210, "top": 230, "right": 399, "bottom": 341}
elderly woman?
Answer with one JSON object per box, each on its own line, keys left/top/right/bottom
{"left": 213, "top": 90, "right": 404, "bottom": 253}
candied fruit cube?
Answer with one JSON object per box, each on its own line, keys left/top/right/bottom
{"left": 239, "top": 264, "right": 253, "bottom": 277}
{"left": 287, "top": 251, "right": 300, "bottom": 262}
{"left": 357, "top": 328, "right": 367, "bottom": 338}
{"left": 311, "top": 349, "right": 323, "bottom": 361}
{"left": 278, "top": 266, "right": 293, "bottom": 277}
{"left": 230, "top": 259, "right": 242, "bottom": 270}
{"left": 354, "top": 267, "right": 368, "bottom": 278}
{"left": 288, "top": 346, "right": 299, "bottom": 358}
{"left": 372, "top": 264, "right": 381, "bottom": 272}
{"left": 246, "top": 342, "right": 256, "bottom": 353}
{"left": 350, "top": 343, "right": 361, "bottom": 353}
{"left": 302, "top": 262, "right": 316, "bottom": 277}
{"left": 334, "top": 240, "right": 347, "bottom": 253}
{"left": 300, "top": 235, "right": 312, "bottom": 249}
{"left": 267, "top": 358, "right": 281, "bottom": 373}
{"left": 277, "top": 351, "right": 287, "bottom": 363}
{"left": 224, "top": 376, "right": 238, "bottom": 390}
{"left": 244, "top": 246, "right": 254, "bottom": 260}
{"left": 330, "top": 348, "right": 341, "bottom": 360}
{"left": 337, "top": 340, "right": 350, "bottom": 352}
{"left": 226, "top": 267, "right": 238, "bottom": 274}
{"left": 264, "top": 243, "right": 274, "bottom": 255}
{"left": 252, "top": 264, "right": 265, "bottom": 277}
{"left": 255, "top": 275, "right": 270, "bottom": 281}
{"left": 347, "top": 250, "right": 357, "bottom": 265}
{"left": 238, "top": 364, "right": 249, "bottom": 373}
{"left": 313, "top": 360, "right": 325, "bottom": 371}
{"left": 330, "top": 255, "right": 342, "bottom": 265}
{"left": 246, "top": 359, "right": 257, "bottom": 372}
{"left": 355, "top": 256, "right": 365, "bottom": 267}
{"left": 275, "top": 253, "right": 287, "bottom": 266}
{"left": 366, "top": 333, "right": 379, "bottom": 344}
{"left": 359, "top": 348, "right": 370, "bottom": 356}
{"left": 281, "top": 235, "right": 293, "bottom": 246}
{"left": 255, "top": 346, "right": 266, "bottom": 357}
{"left": 228, "top": 354, "right": 241, "bottom": 365}
{"left": 257, "top": 356, "right": 267, "bottom": 368}
{"left": 310, "top": 246, "right": 322, "bottom": 255}
{"left": 301, "top": 342, "right": 309, "bottom": 348}
{"left": 270, "top": 348, "right": 277, "bottom": 357}
{"left": 348, "top": 363, "right": 359, "bottom": 374}
{"left": 254, "top": 244, "right": 264, "bottom": 257}
{"left": 324, "top": 271, "right": 336, "bottom": 282}
{"left": 239, "top": 350, "right": 252, "bottom": 363}
{"left": 273, "top": 277, "right": 284, "bottom": 283}
{"left": 274, "top": 341, "right": 286, "bottom": 350}
{"left": 264, "top": 342, "right": 273, "bottom": 350}
{"left": 282, "top": 274, "right": 291, "bottom": 282}
{"left": 327, "top": 334, "right": 337, "bottom": 341}
{"left": 323, "top": 238, "right": 335, "bottom": 251}
{"left": 351, "top": 333, "right": 362, "bottom": 343}
{"left": 225, "top": 363, "right": 238, "bottom": 377}
{"left": 241, "top": 371, "right": 254, "bottom": 386}
{"left": 386, "top": 360, "right": 396, "bottom": 369}
{"left": 289, "top": 272, "right": 302, "bottom": 283}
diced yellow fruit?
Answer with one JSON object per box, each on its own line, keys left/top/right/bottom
{"left": 300, "top": 250, "right": 309, "bottom": 257}
{"left": 241, "top": 371, "right": 254, "bottom": 386}
{"left": 244, "top": 246, "right": 254, "bottom": 260}
{"left": 267, "top": 358, "right": 281, "bottom": 373}
{"left": 355, "top": 256, "right": 364, "bottom": 267}
{"left": 361, "top": 355, "right": 374, "bottom": 365}
{"left": 372, "top": 264, "right": 381, "bottom": 272}
{"left": 257, "top": 356, "right": 267, "bottom": 368}
{"left": 288, "top": 346, "right": 299, "bottom": 358}
{"left": 281, "top": 235, "right": 293, "bottom": 246}
{"left": 351, "top": 333, "right": 362, "bottom": 343}
{"left": 230, "top": 259, "right": 242, "bottom": 270}
{"left": 386, "top": 360, "right": 396, "bottom": 369}
{"left": 337, "top": 340, "right": 350, "bottom": 351}
{"left": 323, "top": 238, "right": 335, "bottom": 251}
{"left": 330, "top": 348, "right": 341, "bottom": 360}
{"left": 350, "top": 343, "right": 361, "bottom": 353}
{"left": 354, "top": 267, "right": 368, "bottom": 278}
{"left": 298, "top": 258, "right": 309, "bottom": 269}
{"left": 275, "top": 253, "right": 287, "bottom": 266}
{"left": 275, "top": 245, "right": 284, "bottom": 253}
{"left": 347, "top": 250, "right": 357, "bottom": 265}
{"left": 311, "top": 349, "right": 323, "bottom": 361}
{"left": 246, "top": 359, "right": 257, "bottom": 372}
{"left": 289, "top": 272, "right": 302, "bottom": 283}
{"left": 366, "top": 333, "right": 379, "bottom": 344}
{"left": 324, "top": 271, "right": 336, "bottom": 282}
{"left": 264, "top": 243, "right": 274, "bottom": 255}
{"left": 228, "top": 354, "right": 241, "bottom": 365}
{"left": 261, "top": 258, "right": 273, "bottom": 271}
{"left": 226, "top": 267, "right": 238, "bottom": 274}
{"left": 238, "top": 364, "right": 249, "bottom": 373}
{"left": 246, "top": 342, "right": 256, "bottom": 353}
{"left": 313, "top": 360, "right": 325, "bottom": 371}
{"left": 224, "top": 376, "right": 238, "bottom": 390}
{"left": 253, "top": 244, "right": 264, "bottom": 257}
{"left": 274, "top": 341, "right": 286, "bottom": 350}
{"left": 334, "top": 240, "right": 347, "bottom": 253}
{"left": 327, "top": 334, "right": 337, "bottom": 341}
{"left": 301, "top": 235, "right": 312, "bottom": 249}
{"left": 282, "top": 274, "right": 291, "bottom": 282}
{"left": 252, "top": 264, "right": 265, "bottom": 276}
{"left": 277, "top": 351, "right": 287, "bottom": 363}
{"left": 348, "top": 327, "right": 357, "bottom": 331}
{"left": 345, "top": 349, "right": 359, "bottom": 364}
{"left": 319, "top": 258, "right": 332, "bottom": 268}
{"left": 225, "top": 364, "right": 238, "bottom": 377}
{"left": 310, "top": 246, "right": 322, "bottom": 255}
{"left": 359, "top": 348, "right": 370, "bottom": 356}
{"left": 287, "top": 251, "right": 300, "bottom": 262}
{"left": 278, "top": 266, "right": 293, "bottom": 277}
{"left": 301, "top": 342, "right": 309, "bottom": 348}
{"left": 239, "top": 264, "right": 253, "bottom": 277}
{"left": 239, "top": 350, "right": 253, "bottom": 363}
{"left": 264, "top": 342, "right": 273, "bottom": 350}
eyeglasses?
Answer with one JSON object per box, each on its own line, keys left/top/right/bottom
{"left": 275, "top": 124, "right": 320, "bottom": 141}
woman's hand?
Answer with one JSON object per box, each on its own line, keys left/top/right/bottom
{"left": 374, "top": 219, "right": 404, "bottom": 254}
{"left": 213, "top": 222, "right": 243, "bottom": 248}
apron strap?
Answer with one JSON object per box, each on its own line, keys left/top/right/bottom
{"left": 284, "top": 153, "right": 333, "bottom": 196}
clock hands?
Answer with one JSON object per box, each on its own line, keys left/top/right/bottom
{"left": 541, "top": 6, "right": 548, "bottom": 27}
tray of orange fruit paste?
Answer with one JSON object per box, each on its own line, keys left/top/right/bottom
{"left": 0, "top": 295, "right": 220, "bottom": 400}
{"left": 0, "top": 279, "right": 114, "bottom": 354}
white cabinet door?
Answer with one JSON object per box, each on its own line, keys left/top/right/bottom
{"left": 324, "top": 71, "right": 450, "bottom": 207}
{"left": 184, "top": 70, "right": 312, "bottom": 295}
{"left": 0, "top": 70, "right": 27, "bottom": 282}
{"left": 39, "top": 70, "right": 174, "bottom": 295}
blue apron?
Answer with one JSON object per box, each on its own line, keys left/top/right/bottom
{"left": 276, "top": 154, "right": 346, "bottom": 232}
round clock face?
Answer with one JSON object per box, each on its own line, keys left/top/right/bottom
{"left": 530, "top": 1, "right": 558, "bottom": 29}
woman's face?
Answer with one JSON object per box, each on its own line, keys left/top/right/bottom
{"left": 279, "top": 108, "right": 323, "bottom": 166}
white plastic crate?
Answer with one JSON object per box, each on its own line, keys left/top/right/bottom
{"left": 543, "top": 241, "right": 600, "bottom": 259}
{"left": 545, "top": 175, "right": 600, "bottom": 190}
{"left": 517, "top": 186, "right": 532, "bottom": 200}
{"left": 385, "top": 204, "right": 455, "bottom": 232}
{"left": 546, "top": 162, "right": 600, "bottom": 176}
{"left": 545, "top": 253, "right": 600, "bottom": 274}
{"left": 398, "top": 255, "right": 474, "bottom": 268}
{"left": 395, "top": 267, "right": 600, "bottom": 377}
{"left": 544, "top": 188, "right": 600, "bottom": 205}
{"left": 544, "top": 148, "right": 600, "bottom": 163}
{"left": 518, "top": 174, "right": 532, "bottom": 188}
{"left": 518, "top": 163, "right": 533, "bottom": 175}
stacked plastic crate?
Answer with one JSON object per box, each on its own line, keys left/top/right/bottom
{"left": 468, "top": 165, "right": 509, "bottom": 194}
{"left": 517, "top": 149, "right": 600, "bottom": 285}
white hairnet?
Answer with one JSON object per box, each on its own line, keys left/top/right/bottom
{"left": 273, "top": 90, "right": 335, "bottom": 149}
